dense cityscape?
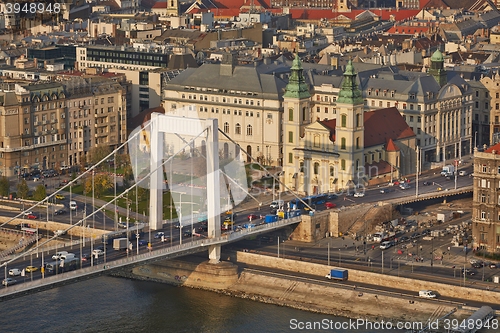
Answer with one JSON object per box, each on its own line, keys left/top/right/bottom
{"left": 0, "top": 0, "right": 499, "bottom": 332}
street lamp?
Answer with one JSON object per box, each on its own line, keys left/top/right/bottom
{"left": 338, "top": 248, "right": 341, "bottom": 267}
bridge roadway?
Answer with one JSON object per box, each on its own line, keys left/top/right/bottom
{"left": 0, "top": 216, "right": 301, "bottom": 301}
{"left": 389, "top": 186, "right": 473, "bottom": 205}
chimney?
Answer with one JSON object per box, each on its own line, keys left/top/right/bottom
{"left": 220, "top": 52, "right": 237, "bottom": 76}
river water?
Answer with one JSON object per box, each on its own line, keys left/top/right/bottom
{"left": 1, "top": 276, "right": 412, "bottom": 333}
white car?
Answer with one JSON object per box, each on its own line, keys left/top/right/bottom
{"left": 8, "top": 268, "right": 21, "bottom": 276}
{"left": 92, "top": 249, "right": 104, "bottom": 257}
{"left": 458, "top": 170, "right": 468, "bottom": 176}
{"left": 353, "top": 192, "right": 365, "bottom": 198}
{"left": 419, "top": 290, "right": 437, "bottom": 298}
{"left": 380, "top": 241, "right": 393, "bottom": 250}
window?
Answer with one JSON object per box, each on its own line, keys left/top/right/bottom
{"left": 314, "top": 162, "right": 319, "bottom": 175}
{"left": 246, "top": 125, "right": 252, "bottom": 136}
{"left": 288, "top": 153, "right": 293, "bottom": 164}
{"left": 481, "top": 211, "right": 486, "bottom": 220}
{"left": 356, "top": 114, "right": 360, "bottom": 127}
{"left": 224, "top": 122, "right": 229, "bottom": 133}
{"left": 356, "top": 137, "right": 360, "bottom": 149}
{"left": 288, "top": 131, "right": 293, "bottom": 143}
{"left": 341, "top": 159, "right": 346, "bottom": 171}
{"left": 341, "top": 137, "right": 346, "bottom": 150}
{"left": 235, "top": 123, "right": 241, "bottom": 135}
{"left": 341, "top": 114, "right": 347, "bottom": 127}
{"left": 330, "top": 166, "right": 334, "bottom": 176}
{"left": 289, "top": 108, "right": 293, "bottom": 121}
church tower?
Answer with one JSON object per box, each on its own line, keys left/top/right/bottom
{"left": 428, "top": 49, "right": 447, "bottom": 87}
{"left": 282, "top": 54, "right": 311, "bottom": 194}
{"left": 335, "top": 60, "right": 364, "bottom": 189}
{"left": 167, "top": 0, "right": 179, "bottom": 16}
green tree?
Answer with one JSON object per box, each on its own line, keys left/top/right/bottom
{"left": 122, "top": 164, "right": 134, "bottom": 188}
{"left": 89, "top": 146, "right": 112, "bottom": 166}
{"left": 17, "top": 179, "right": 29, "bottom": 199}
{"left": 33, "top": 184, "right": 47, "bottom": 201}
{"left": 0, "top": 176, "right": 9, "bottom": 197}
{"left": 84, "top": 173, "right": 113, "bottom": 198}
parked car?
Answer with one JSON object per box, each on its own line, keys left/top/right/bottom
{"left": 8, "top": 269, "right": 21, "bottom": 276}
{"left": 2, "top": 278, "right": 17, "bottom": 286}
{"left": 399, "top": 236, "right": 409, "bottom": 243}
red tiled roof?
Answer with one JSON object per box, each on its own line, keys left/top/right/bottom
{"left": 364, "top": 160, "right": 392, "bottom": 177}
{"left": 287, "top": 8, "right": 420, "bottom": 21}
{"left": 128, "top": 106, "right": 165, "bottom": 130}
{"left": 152, "top": 2, "right": 168, "bottom": 9}
{"left": 484, "top": 142, "right": 500, "bottom": 154}
{"left": 320, "top": 119, "right": 337, "bottom": 142}
{"left": 364, "top": 107, "right": 415, "bottom": 147}
{"left": 386, "top": 138, "right": 400, "bottom": 152}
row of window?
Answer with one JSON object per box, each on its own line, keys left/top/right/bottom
{"left": 182, "top": 94, "right": 262, "bottom": 106}
{"left": 198, "top": 106, "right": 260, "bottom": 118}
{"left": 222, "top": 122, "right": 253, "bottom": 136}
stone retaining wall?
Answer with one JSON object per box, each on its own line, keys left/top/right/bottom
{"left": 235, "top": 251, "right": 500, "bottom": 304}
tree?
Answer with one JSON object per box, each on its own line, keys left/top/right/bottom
{"left": 122, "top": 164, "right": 134, "bottom": 188}
{"left": 84, "top": 173, "right": 113, "bottom": 198}
{"left": 89, "top": 146, "right": 112, "bottom": 166}
{"left": 0, "top": 176, "right": 9, "bottom": 197}
{"left": 116, "top": 153, "right": 130, "bottom": 168}
{"left": 17, "top": 179, "right": 29, "bottom": 199}
{"left": 33, "top": 184, "right": 47, "bottom": 201}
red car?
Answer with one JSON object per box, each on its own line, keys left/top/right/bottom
{"left": 247, "top": 214, "right": 259, "bottom": 221}
{"left": 325, "top": 202, "right": 336, "bottom": 209}
{"left": 26, "top": 214, "right": 38, "bottom": 219}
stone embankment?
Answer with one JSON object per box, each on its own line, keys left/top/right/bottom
{"left": 110, "top": 251, "right": 495, "bottom": 324}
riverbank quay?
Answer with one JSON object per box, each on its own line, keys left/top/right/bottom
{"left": 109, "top": 250, "right": 499, "bottom": 327}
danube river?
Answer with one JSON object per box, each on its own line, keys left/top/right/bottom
{"left": 0, "top": 276, "right": 412, "bottom": 333}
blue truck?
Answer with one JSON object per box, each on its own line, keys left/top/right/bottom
{"left": 325, "top": 269, "right": 348, "bottom": 281}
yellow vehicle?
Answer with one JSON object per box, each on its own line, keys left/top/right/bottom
{"left": 25, "top": 266, "right": 38, "bottom": 273}
{"left": 55, "top": 194, "right": 65, "bottom": 200}
{"left": 437, "top": 187, "right": 443, "bottom": 191}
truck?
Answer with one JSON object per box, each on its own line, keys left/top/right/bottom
{"left": 113, "top": 238, "right": 129, "bottom": 250}
{"left": 441, "top": 164, "right": 455, "bottom": 176}
{"left": 325, "top": 269, "right": 348, "bottom": 281}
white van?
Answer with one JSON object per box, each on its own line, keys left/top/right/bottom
{"left": 419, "top": 290, "right": 437, "bottom": 298}
{"left": 270, "top": 200, "right": 284, "bottom": 209}
{"left": 60, "top": 253, "right": 75, "bottom": 260}
{"left": 69, "top": 201, "right": 77, "bottom": 211}
{"left": 52, "top": 251, "right": 68, "bottom": 260}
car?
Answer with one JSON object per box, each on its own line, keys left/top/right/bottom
{"left": 471, "top": 262, "right": 482, "bottom": 269}
{"left": 247, "top": 214, "right": 259, "bottom": 221}
{"left": 183, "top": 231, "right": 192, "bottom": 238}
{"left": 54, "top": 209, "right": 66, "bottom": 215}
{"left": 419, "top": 290, "right": 437, "bottom": 298}
{"left": 154, "top": 232, "right": 165, "bottom": 239}
{"left": 2, "top": 278, "right": 17, "bottom": 286}
{"left": 81, "top": 254, "right": 89, "bottom": 262}
{"left": 25, "top": 266, "right": 38, "bottom": 273}
{"left": 33, "top": 176, "right": 41, "bottom": 181}
{"left": 325, "top": 202, "right": 337, "bottom": 209}
{"left": 410, "top": 232, "right": 420, "bottom": 239}
{"left": 461, "top": 268, "right": 477, "bottom": 276}
{"left": 174, "top": 223, "right": 181, "bottom": 229}
{"left": 399, "top": 184, "right": 411, "bottom": 190}
{"left": 490, "top": 263, "right": 497, "bottom": 269}
{"left": 459, "top": 170, "right": 468, "bottom": 176}
{"left": 399, "top": 236, "right": 409, "bottom": 243}
{"left": 92, "top": 249, "right": 104, "bottom": 257}
{"left": 197, "top": 225, "right": 208, "bottom": 232}
{"left": 353, "top": 192, "right": 365, "bottom": 198}
{"left": 138, "top": 240, "right": 148, "bottom": 246}
{"left": 380, "top": 188, "right": 395, "bottom": 194}
{"left": 380, "top": 241, "right": 393, "bottom": 250}
{"left": 8, "top": 268, "right": 21, "bottom": 276}
{"left": 22, "top": 211, "right": 34, "bottom": 217}
{"left": 55, "top": 194, "right": 65, "bottom": 200}
{"left": 117, "top": 222, "right": 127, "bottom": 228}
{"left": 422, "top": 181, "right": 431, "bottom": 186}
{"left": 26, "top": 213, "right": 38, "bottom": 220}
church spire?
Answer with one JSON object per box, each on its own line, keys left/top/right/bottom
{"left": 284, "top": 54, "right": 310, "bottom": 99}
{"left": 337, "top": 60, "right": 363, "bottom": 105}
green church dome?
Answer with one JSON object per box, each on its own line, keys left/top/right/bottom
{"left": 431, "top": 49, "right": 444, "bottom": 62}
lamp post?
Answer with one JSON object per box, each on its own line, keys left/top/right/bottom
{"left": 338, "top": 248, "right": 341, "bottom": 267}
{"left": 328, "top": 242, "right": 330, "bottom": 266}
{"left": 474, "top": 131, "right": 477, "bottom": 150}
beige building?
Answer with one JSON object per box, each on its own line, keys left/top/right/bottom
{"left": 0, "top": 82, "right": 67, "bottom": 176}
{"left": 472, "top": 143, "right": 500, "bottom": 254}
{"left": 479, "top": 74, "right": 500, "bottom": 146}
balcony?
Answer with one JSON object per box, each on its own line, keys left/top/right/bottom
{"left": 96, "top": 122, "right": 108, "bottom": 127}
{"left": 95, "top": 132, "right": 108, "bottom": 138}
{"left": 95, "top": 113, "right": 107, "bottom": 118}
